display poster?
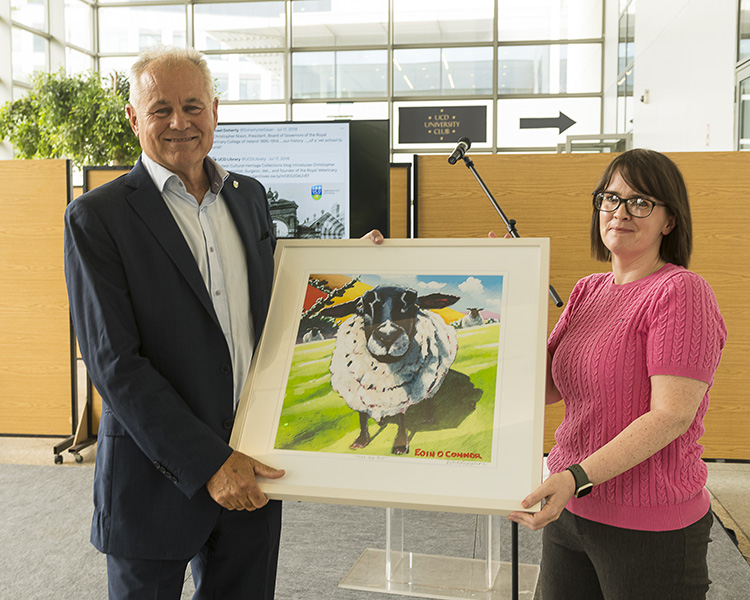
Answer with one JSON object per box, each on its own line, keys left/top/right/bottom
{"left": 210, "top": 122, "right": 350, "bottom": 238}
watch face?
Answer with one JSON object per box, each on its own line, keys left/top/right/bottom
{"left": 576, "top": 482, "right": 594, "bottom": 498}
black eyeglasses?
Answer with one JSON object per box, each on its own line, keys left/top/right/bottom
{"left": 593, "top": 192, "right": 667, "bottom": 218}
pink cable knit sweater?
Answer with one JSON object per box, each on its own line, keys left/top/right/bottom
{"left": 547, "top": 263, "right": 726, "bottom": 531}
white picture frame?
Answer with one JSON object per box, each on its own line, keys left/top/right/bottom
{"left": 231, "top": 238, "right": 549, "bottom": 514}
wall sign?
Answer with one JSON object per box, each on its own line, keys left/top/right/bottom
{"left": 398, "top": 106, "right": 487, "bottom": 144}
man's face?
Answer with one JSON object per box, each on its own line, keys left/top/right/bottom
{"left": 126, "top": 60, "right": 218, "bottom": 179}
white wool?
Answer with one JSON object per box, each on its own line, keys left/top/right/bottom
{"left": 328, "top": 310, "right": 458, "bottom": 422}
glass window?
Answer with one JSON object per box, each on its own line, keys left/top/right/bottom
{"left": 65, "top": 0, "right": 93, "bottom": 51}
{"left": 393, "top": 47, "right": 493, "bottom": 97}
{"left": 498, "top": 44, "right": 601, "bottom": 95}
{"left": 98, "top": 5, "right": 186, "bottom": 53}
{"left": 741, "top": 0, "right": 750, "bottom": 63}
{"left": 618, "top": 1, "right": 635, "bottom": 73}
{"left": 616, "top": 68, "right": 634, "bottom": 133}
{"left": 292, "top": 0, "right": 388, "bottom": 47}
{"left": 195, "top": 2, "right": 286, "bottom": 51}
{"left": 205, "top": 54, "right": 285, "bottom": 101}
{"left": 217, "top": 103, "right": 287, "bottom": 123}
{"left": 497, "top": 96, "right": 601, "bottom": 148}
{"left": 12, "top": 27, "right": 47, "bottom": 84}
{"left": 293, "top": 50, "right": 387, "bottom": 99}
{"left": 498, "top": 0, "right": 602, "bottom": 42}
{"left": 291, "top": 101, "right": 389, "bottom": 121}
{"left": 393, "top": 0, "right": 493, "bottom": 44}
{"left": 11, "top": 0, "right": 46, "bottom": 31}
{"left": 66, "top": 47, "right": 94, "bottom": 75}
{"left": 99, "top": 56, "right": 138, "bottom": 80}
{"left": 738, "top": 75, "right": 750, "bottom": 150}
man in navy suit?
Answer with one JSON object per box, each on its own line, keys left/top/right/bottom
{"left": 65, "top": 46, "right": 382, "bottom": 599}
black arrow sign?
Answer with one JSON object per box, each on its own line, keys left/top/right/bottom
{"left": 519, "top": 111, "right": 576, "bottom": 134}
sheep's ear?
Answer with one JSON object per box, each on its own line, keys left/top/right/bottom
{"left": 417, "top": 293, "right": 460, "bottom": 309}
{"left": 319, "top": 298, "right": 361, "bottom": 318}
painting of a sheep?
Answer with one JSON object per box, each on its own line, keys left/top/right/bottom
{"left": 274, "top": 272, "right": 504, "bottom": 462}
{"left": 319, "top": 285, "right": 459, "bottom": 455}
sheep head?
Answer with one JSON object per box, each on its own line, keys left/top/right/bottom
{"left": 320, "top": 285, "right": 459, "bottom": 364}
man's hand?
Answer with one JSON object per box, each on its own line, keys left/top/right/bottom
{"left": 206, "top": 451, "right": 285, "bottom": 511}
{"left": 360, "top": 229, "right": 384, "bottom": 244}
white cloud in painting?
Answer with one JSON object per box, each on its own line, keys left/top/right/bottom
{"left": 418, "top": 280, "right": 447, "bottom": 290}
{"left": 458, "top": 276, "right": 484, "bottom": 295}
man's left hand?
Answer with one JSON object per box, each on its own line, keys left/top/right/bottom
{"left": 206, "top": 450, "right": 285, "bottom": 511}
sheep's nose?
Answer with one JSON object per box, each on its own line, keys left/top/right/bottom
{"left": 375, "top": 321, "right": 401, "bottom": 345}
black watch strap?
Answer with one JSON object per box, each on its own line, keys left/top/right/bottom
{"left": 566, "top": 464, "right": 594, "bottom": 498}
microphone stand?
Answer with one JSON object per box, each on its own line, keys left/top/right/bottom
{"left": 460, "top": 155, "right": 564, "bottom": 308}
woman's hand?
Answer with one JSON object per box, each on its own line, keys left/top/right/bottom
{"left": 488, "top": 231, "right": 512, "bottom": 239}
{"left": 360, "top": 229, "right": 384, "bottom": 244}
{"left": 507, "top": 470, "right": 576, "bottom": 531}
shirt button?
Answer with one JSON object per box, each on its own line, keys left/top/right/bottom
{"left": 215, "top": 290, "right": 221, "bottom": 296}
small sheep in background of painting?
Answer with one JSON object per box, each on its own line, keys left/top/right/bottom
{"left": 302, "top": 327, "right": 324, "bottom": 343}
{"left": 319, "top": 285, "right": 459, "bottom": 455}
{"left": 461, "top": 307, "right": 484, "bottom": 328}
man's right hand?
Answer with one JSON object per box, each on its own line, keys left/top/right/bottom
{"left": 206, "top": 450, "right": 285, "bottom": 511}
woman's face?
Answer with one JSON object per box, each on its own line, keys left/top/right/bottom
{"left": 598, "top": 171, "right": 675, "bottom": 262}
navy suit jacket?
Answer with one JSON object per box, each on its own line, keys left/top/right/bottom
{"left": 64, "top": 159, "right": 276, "bottom": 559}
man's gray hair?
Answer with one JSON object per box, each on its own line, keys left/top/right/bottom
{"left": 129, "top": 46, "right": 214, "bottom": 107}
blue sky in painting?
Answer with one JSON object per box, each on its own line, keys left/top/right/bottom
{"left": 353, "top": 274, "right": 504, "bottom": 314}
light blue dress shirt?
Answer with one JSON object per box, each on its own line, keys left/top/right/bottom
{"left": 141, "top": 153, "right": 254, "bottom": 410}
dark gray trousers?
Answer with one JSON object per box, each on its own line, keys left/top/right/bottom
{"left": 540, "top": 508, "right": 713, "bottom": 600}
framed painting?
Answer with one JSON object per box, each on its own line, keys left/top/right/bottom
{"left": 231, "top": 238, "right": 549, "bottom": 514}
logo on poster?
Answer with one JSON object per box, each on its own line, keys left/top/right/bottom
{"left": 311, "top": 185, "right": 323, "bottom": 200}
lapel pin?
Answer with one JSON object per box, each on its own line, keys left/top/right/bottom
{"left": 233, "top": 180, "right": 239, "bottom": 189}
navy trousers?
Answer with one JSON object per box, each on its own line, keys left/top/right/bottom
{"left": 106, "top": 500, "right": 282, "bottom": 600}
{"left": 540, "top": 508, "right": 713, "bottom": 600}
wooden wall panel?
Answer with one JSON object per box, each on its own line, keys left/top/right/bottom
{"left": 415, "top": 152, "right": 750, "bottom": 460}
{"left": 0, "top": 160, "right": 72, "bottom": 435}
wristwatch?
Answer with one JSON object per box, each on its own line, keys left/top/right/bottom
{"left": 566, "top": 464, "right": 594, "bottom": 498}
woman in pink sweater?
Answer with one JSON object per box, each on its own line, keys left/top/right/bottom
{"left": 509, "top": 149, "right": 726, "bottom": 599}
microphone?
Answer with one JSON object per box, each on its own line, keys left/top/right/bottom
{"left": 447, "top": 137, "right": 471, "bottom": 165}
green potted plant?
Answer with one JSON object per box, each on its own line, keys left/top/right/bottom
{"left": 0, "top": 69, "right": 140, "bottom": 170}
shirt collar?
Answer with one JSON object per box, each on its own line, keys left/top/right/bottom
{"left": 140, "top": 152, "right": 229, "bottom": 196}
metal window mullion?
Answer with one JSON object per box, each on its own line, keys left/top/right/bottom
{"left": 286, "top": 0, "right": 292, "bottom": 120}
{"left": 186, "top": 0, "right": 194, "bottom": 49}
{"left": 388, "top": 0, "right": 394, "bottom": 152}
{"left": 9, "top": 20, "right": 53, "bottom": 41}
{"left": 493, "top": 0, "right": 499, "bottom": 153}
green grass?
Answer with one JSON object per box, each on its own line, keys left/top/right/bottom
{"left": 274, "top": 323, "right": 500, "bottom": 462}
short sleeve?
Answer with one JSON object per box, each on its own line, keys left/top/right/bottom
{"left": 646, "top": 272, "right": 726, "bottom": 384}
{"left": 548, "top": 276, "right": 589, "bottom": 357}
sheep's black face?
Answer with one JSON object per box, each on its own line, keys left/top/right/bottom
{"left": 361, "top": 286, "right": 418, "bottom": 363}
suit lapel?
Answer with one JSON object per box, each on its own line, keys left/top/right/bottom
{"left": 124, "top": 161, "right": 219, "bottom": 325}
{"left": 222, "top": 175, "right": 268, "bottom": 337}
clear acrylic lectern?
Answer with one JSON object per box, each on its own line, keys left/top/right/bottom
{"left": 339, "top": 508, "right": 539, "bottom": 600}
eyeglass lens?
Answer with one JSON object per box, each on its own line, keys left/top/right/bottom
{"left": 596, "top": 193, "right": 655, "bottom": 217}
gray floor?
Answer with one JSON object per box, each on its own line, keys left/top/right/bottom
{"left": 1, "top": 438, "right": 749, "bottom": 600}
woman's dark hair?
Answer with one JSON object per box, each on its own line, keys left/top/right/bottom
{"left": 590, "top": 148, "right": 692, "bottom": 268}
